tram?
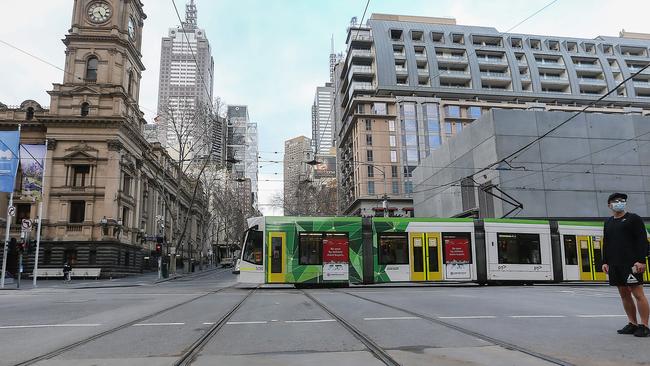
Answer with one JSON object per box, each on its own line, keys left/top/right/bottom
{"left": 236, "top": 217, "right": 650, "bottom": 286}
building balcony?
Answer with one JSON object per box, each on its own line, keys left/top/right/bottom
{"left": 628, "top": 66, "right": 650, "bottom": 75}
{"left": 417, "top": 69, "right": 430, "bottom": 76}
{"left": 539, "top": 75, "right": 570, "bottom": 84}
{"left": 480, "top": 71, "right": 511, "bottom": 79}
{"left": 347, "top": 82, "right": 374, "bottom": 101}
{"left": 578, "top": 77, "right": 607, "bottom": 85}
{"left": 573, "top": 63, "right": 602, "bottom": 72}
{"left": 350, "top": 33, "right": 373, "bottom": 43}
{"left": 350, "top": 49, "right": 373, "bottom": 60}
{"left": 477, "top": 57, "right": 507, "bottom": 65}
{"left": 414, "top": 53, "right": 427, "bottom": 61}
{"left": 633, "top": 81, "right": 650, "bottom": 91}
{"left": 395, "top": 67, "right": 408, "bottom": 75}
{"left": 435, "top": 55, "right": 468, "bottom": 64}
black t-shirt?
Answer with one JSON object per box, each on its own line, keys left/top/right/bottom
{"left": 603, "top": 212, "right": 649, "bottom": 266}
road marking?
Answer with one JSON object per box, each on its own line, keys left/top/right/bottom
{"left": 577, "top": 314, "right": 627, "bottom": 318}
{"left": 226, "top": 321, "right": 268, "bottom": 325}
{"left": 364, "top": 316, "right": 421, "bottom": 321}
{"left": 203, "top": 322, "right": 215, "bottom": 325}
{"left": 285, "top": 319, "right": 336, "bottom": 323}
{"left": 0, "top": 324, "right": 102, "bottom": 329}
{"left": 132, "top": 322, "right": 185, "bottom": 326}
{"left": 509, "top": 315, "right": 566, "bottom": 318}
{"left": 439, "top": 316, "right": 497, "bottom": 319}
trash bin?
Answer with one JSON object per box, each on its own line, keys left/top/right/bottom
{"left": 162, "top": 263, "right": 169, "bottom": 278}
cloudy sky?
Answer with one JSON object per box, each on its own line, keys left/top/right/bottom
{"left": 1, "top": 0, "right": 649, "bottom": 215}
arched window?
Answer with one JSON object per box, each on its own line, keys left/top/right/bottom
{"left": 85, "top": 56, "right": 98, "bottom": 82}
{"left": 26, "top": 107, "right": 34, "bottom": 120}
{"left": 127, "top": 71, "right": 134, "bottom": 95}
{"left": 81, "top": 102, "right": 90, "bottom": 117}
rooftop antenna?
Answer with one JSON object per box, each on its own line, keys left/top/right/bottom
{"left": 350, "top": 16, "right": 358, "bottom": 26}
{"left": 184, "top": 0, "right": 197, "bottom": 29}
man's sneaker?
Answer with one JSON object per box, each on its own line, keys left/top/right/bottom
{"left": 634, "top": 324, "right": 650, "bottom": 338}
{"left": 618, "top": 323, "right": 638, "bottom": 334}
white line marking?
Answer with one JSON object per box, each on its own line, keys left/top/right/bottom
{"left": 284, "top": 319, "right": 336, "bottom": 323}
{"left": 132, "top": 322, "right": 185, "bottom": 326}
{"left": 203, "top": 322, "right": 215, "bottom": 325}
{"left": 0, "top": 324, "right": 102, "bottom": 330}
{"left": 439, "top": 316, "right": 497, "bottom": 319}
{"left": 509, "top": 315, "right": 566, "bottom": 318}
{"left": 226, "top": 321, "right": 268, "bottom": 325}
{"left": 364, "top": 317, "right": 421, "bottom": 321}
{"left": 577, "top": 314, "right": 627, "bottom": 318}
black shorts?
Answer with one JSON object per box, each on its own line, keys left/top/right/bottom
{"left": 608, "top": 265, "right": 644, "bottom": 286}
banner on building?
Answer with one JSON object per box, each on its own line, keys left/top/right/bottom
{"left": 19, "top": 144, "right": 46, "bottom": 201}
{"left": 0, "top": 131, "right": 20, "bottom": 193}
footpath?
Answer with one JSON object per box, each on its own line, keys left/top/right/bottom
{"left": 0, "top": 266, "right": 225, "bottom": 291}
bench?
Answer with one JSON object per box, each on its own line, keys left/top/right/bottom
{"left": 34, "top": 268, "right": 101, "bottom": 279}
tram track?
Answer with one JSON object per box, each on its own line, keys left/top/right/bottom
{"left": 300, "top": 289, "right": 401, "bottom": 366}
{"left": 14, "top": 277, "right": 240, "bottom": 366}
{"left": 338, "top": 289, "right": 575, "bottom": 366}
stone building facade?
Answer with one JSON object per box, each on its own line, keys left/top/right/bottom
{"left": 0, "top": 0, "right": 207, "bottom": 277}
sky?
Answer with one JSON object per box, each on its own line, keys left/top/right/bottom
{"left": 1, "top": 0, "right": 649, "bottom": 216}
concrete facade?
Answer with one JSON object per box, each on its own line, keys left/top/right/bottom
{"left": 283, "top": 136, "right": 312, "bottom": 214}
{"left": 413, "top": 109, "right": 650, "bottom": 218}
{"left": 311, "top": 83, "right": 335, "bottom": 155}
{"left": 226, "top": 105, "right": 258, "bottom": 209}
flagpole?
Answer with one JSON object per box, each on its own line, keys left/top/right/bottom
{"left": 32, "top": 147, "right": 47, "bottom": 287}
{"left": 1, "top": 124, "right": 20, "bottom": 289}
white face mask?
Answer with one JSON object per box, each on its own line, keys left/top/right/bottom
{"left": 611, "top": 201, "right": 626, "bottom": 212}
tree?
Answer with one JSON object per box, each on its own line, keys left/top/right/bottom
{"left": 275, "top": 179, "right": 338, "bottom": 216}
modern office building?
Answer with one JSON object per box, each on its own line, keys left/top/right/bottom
{"left": 226, "top": 105, "right": 258, "bottom": 208}
{"left": 283, "top": 136, "right": 313, "bottom": 214}
{"left": 413, "top": 109, "right": 650, "bottom": 218}
{"left": 311, "top": 83, "right": 335, "bottom": 155}
{"left": 335, "top": 13, "right": 650, "bottom": 217}
{"left": 156, "top": 0, "right": 215, "bottom": 160}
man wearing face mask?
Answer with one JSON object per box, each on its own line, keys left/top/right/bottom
{"left": 602, "top": 192, "right": 649, "bottom": 337}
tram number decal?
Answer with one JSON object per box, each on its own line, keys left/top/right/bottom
{"left": 533, "top": 265, "right": 543, "bottom": 271}
{"left": 497, "top": 265, "right": 507, "bottom": 271}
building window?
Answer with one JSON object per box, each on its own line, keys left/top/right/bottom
{"left": 86, "top": 56, "right": 98, "bottom": 82}
{"left": 404, "top": 181, "right": 413, "bottom": 194}
{"left": 356, "top": 104, "right": 365, "bottom": 114}
{"left": 456, "top": 122, "right": 463, "bottom": 133}
{"left": 378, "top": 233, "right": 408, "bottom": 265}
{"left": 390, "top": 150, "right": 397, "bottom": 162}
{"left": 392, "top": 181, "right": 399, "bottom": 194}
{"left": 69, "top": 201, "right": 85, "bottom": 223}
{"left": 429, "top": 135, "right": 441, "bottom": 148}
{"left": 372, "top": 103, "right": 387, "bottom": 115}
{"left": 368, "top": 181, "right": 375, "bottom": 194}
{"left": 468, "top": 106, "right": 481, "bottom": 118}
{"left": 406, "top": 148, "right": 418, "bottom": 162}
{"left": 367, "top": 165, "right": 374, "bottom": 177}
{"left": 365, "top": 119, "right": 372, "bottom": 130}
{"left": 497, "top": 233, "right": 541, "bottom": 264}
{"left": 366, "top": 150, "right": 373, "bottom": 162}
{"left": 81, "top": 102, "right": 90, "bottom": 117}
{"left": 16, "top": 203, "right": 30, "bottom": 222}
{"left": 391, "top": 166, "right": 398, "bottom": 178}
{"left": 389, "top": 135, "right": 396, "bottom": 147}
{"left": 390, "top": 29, "right": 403, "bottom": 41}
{"left": 128, "top": 71, "right": 134, "bottom": 95}
{"left": 388, "top": 120, "right": 395, "bottom": 132}
{"left": 445, "top": 121, "right": 453, "bottom": 135}
{"left": 72, "top": 165, "right": 90, "bottom": 187}
{"left": 445, "top": 105, "right": 461, "bottom": 117}
{"left": 26, "top": 107, "right": 35, "bottom": 120}
{"left": 122, "top": 174, "right": 132, "bottom": 196}
{"left": 122, "top": 206, "right": 130, "bottom": 228}
{"left": 366, "top": 134, "right": 373, "bottom": 146}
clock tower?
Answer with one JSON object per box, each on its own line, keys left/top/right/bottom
{"left": 48, "top": 0, "right": 147, "bottom": 127}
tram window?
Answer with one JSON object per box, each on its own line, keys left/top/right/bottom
{"left": 271, "top": 237, "right": 283, "bottom": 273}
{"left": 299, "top": 232, "right": 348, "bottom": 265}
{"left": 497, "top": 233, "right": 541, "bottom": 264}
{"left": 563, "top": 235, "right": 578, "bottom": 265}
{"left": 242, "top": 230, "right": 263, "bottom": 265}
{"left": 299, "top": 233, "right": 322, "bottom": 265}
{"left": 378, "top": 233, "right": 409, "bottom": 265}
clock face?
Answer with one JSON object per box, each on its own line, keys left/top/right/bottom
{"left": 87, "top": 2, "right": 112, "bottom": 24}
{"left": 128, "top": 18, "right": 136, "bottom": 40}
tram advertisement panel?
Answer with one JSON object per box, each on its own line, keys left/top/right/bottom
{"left": 323, "top": 238, "right": 349, "bottom": 281}
{"left": 443, "top": 235, "right": 471, "bottom": 279}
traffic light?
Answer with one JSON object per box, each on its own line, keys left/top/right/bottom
{"left": 17, "top": 240, "right": 25, "bottom": 254}
{"left": 155, "top": 243, "right": 162, "bottom": 255}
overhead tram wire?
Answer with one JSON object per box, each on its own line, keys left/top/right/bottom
{"left": 411, "top": 62, "right": 650, "bottom": 197}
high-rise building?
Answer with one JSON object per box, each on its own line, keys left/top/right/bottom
{"left": 156, "top": 0, "right": 215, "bottom": 160}
{"left": 335, "top": 13, "right": 650, "bottom": 217}
{"left": 311, "top": 83, "right": 335, "bottom": 155}
{"left": 226, "top": 105, "right": 258, "bottom": 208}
{"left": 283, "top": 136, "right": 313, "bottom": 215}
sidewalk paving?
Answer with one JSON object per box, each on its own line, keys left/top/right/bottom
{"left": 0, "top": 266, "right": 223, "bottom": 291}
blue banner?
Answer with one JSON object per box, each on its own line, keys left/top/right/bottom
{"left": 0, "top": 131, "right": 20, "bottom": 193}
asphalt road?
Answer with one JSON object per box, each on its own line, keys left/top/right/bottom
{"left": 0, "top": 270, "right": 648, "bottom": 366}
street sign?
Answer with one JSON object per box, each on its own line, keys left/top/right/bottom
{"left": 7, "top": 206, "right": 15, "bottom": 217}
{"left": 170, "top": 247, "right": 176, "bottom": 255}
{"left": 21, "top": 219, "right": 32, "bottom": 231}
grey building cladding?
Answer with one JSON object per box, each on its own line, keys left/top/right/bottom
{"left": 413, "top": 109, "right": 650, "bottom": 218}
{"left": 366, "top": 14, "right": 650, "bottom": 103}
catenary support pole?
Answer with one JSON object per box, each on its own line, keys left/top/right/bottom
{"left": 32, "top": 149, "right": 47, "bottom": 287}
{"left": 1, "top": 124, "right": 20, "bottom": 289}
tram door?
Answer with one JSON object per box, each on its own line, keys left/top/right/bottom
{"left": 410, "top": 233, "right": 443, "bottom": 281}
{"left": 577, "top": 235, "right": 606, "bottom": 281}
{"left": 267, "top": 232, "right": 286, "bottom": 283}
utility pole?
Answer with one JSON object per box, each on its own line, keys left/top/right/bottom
{"left": 1, "top": 124, "right": 20, "bottom": 289}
